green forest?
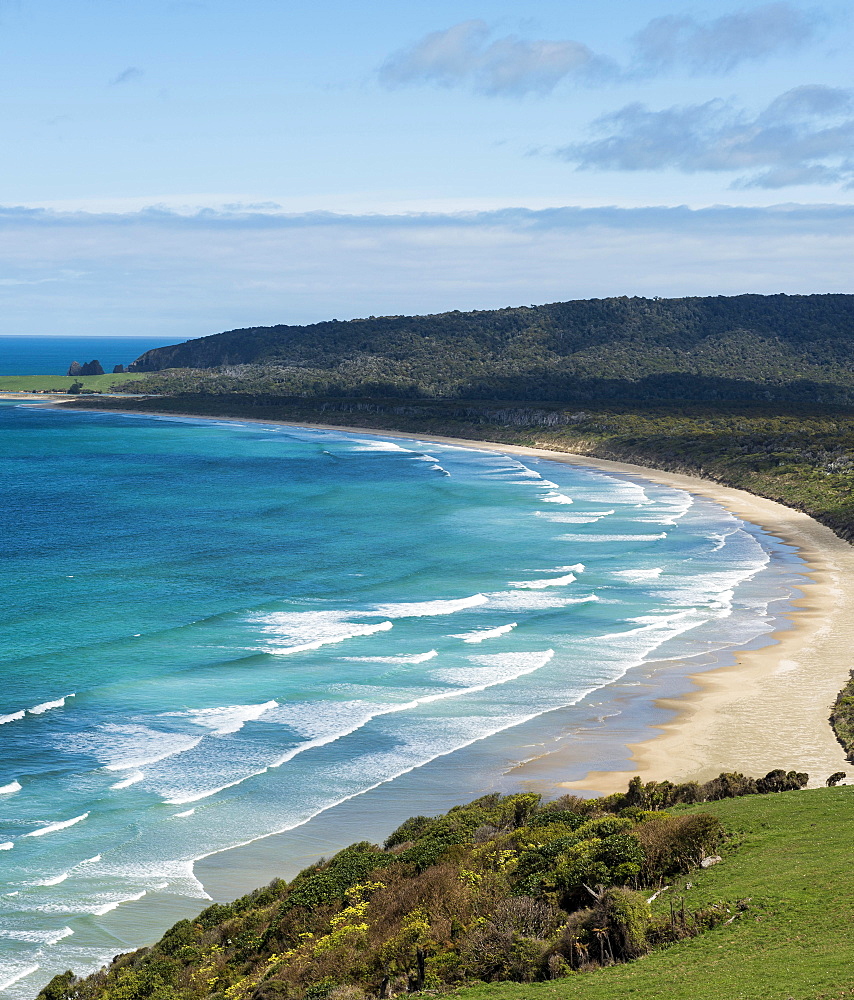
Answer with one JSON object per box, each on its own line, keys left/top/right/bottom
{"left": 124, "top": 294, "right": 854, "bottom": 406}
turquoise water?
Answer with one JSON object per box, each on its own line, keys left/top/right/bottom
{"left": 0, "top": 403, "right": 806, "bottom": 995}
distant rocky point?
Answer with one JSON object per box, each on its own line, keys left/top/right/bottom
{"left": 67, "top": 360, "right": 105, "bottom": 376}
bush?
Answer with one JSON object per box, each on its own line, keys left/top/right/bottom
{"left": 600, "top": 887, "right": 651, "bottom": 959}
{"left": 634, "top": 813, "right": 724, "bottom": 880}
{"left": 383, "top": 816, "right": 435, "bottom": 850}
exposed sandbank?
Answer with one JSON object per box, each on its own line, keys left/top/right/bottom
{"left": 53, "top": 405, "right": 854, "bottom": 796}
{"left": 0, "top": 392, "right": 75, "bottom": 400}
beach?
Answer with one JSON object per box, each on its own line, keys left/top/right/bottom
{"left": 32, "top": 404, "right": 852, "bottom": 907}
{"left": 300, "top": 424, "right": 854, "bottom": 793}
{"left": 62, "top": 406, "right": 854, "bottom": 791}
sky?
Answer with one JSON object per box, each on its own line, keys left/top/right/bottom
{"left": 0, "top": 0, "right": 852, "bottom": 338}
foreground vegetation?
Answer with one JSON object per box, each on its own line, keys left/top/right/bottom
{"left": 63, "top": 395, "right": 854, "bottom": 542}
{"left": 0, "top": 373, "right": 148, "bottom": 392}
{"left": 39, "top": 772, "right": 854, "bottom": 1000}
{"left": 459, "top": 784, "right": 854, "bottom": 1000}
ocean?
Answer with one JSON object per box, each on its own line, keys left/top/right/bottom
{"left": 0, "top": 336, "right": 180, "bottom": 377}
{"left": 0, "top": 401, "right": 808, "bottom": 996}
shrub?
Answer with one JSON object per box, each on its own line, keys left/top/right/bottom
{"left": 634, "top": 813, "right": 724, "bottom": 880}
{"left": 600, "top": 887, "right": 651, "bottom": 959}
{"left": 383, "top": 816, "right": 435, "bottom": 850}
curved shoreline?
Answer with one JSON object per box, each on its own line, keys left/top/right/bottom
{"left": 54, "top": 405, "right": 854, "bottom": 794}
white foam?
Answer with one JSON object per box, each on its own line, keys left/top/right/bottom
{"left": 28, "top": 693, "right": 75, "bottom": 715}
{"left": 34, "top": 889, "right": 148, "bottom": 916}
{"left": 431, "top": 650, "right": 554, "bottom": 688}
{"left": 25, "top": 813, "right": 88, "bottom": 838}
{"left": 160, "top": 700, "right": 278, "bottom": 735}
{"left": 163, "top": 656, "right": 549, "bottom": 806}
{"left": 540, "top": 492, "right": 574, "bottom": 504}
{"left": 0, "top": 710, "right": 25, "bottom": 726}
{"left": 173, "top": 808, "right": 195, "bottom": 817}
{"left": 80, "top": 854, "right": 101, "bottom": 865}
{"left": 0, "top": 843, "right": 13, "bottom": 851}
{"left": 0, "top": 965, "right": 40, "bottom": 991}
{"left": 486, "top": 591, "right": 598, "bottom": 610}
{"left": 509, "top": 573, "right": 576, "bottom": 590}
{"left": 508, "top": 465, "right": 543, "bottom": 479}
{"left": 0, "top": 780, "right": 22, "bottom": 795}
{"left": 636, "top": 493, "right": 694, "bottom": 525}
{"left": 536, "top": 510, "right": 614, "bottom": 523}
{"left": 557, "top": 533, "right": 667, "bottom": 542}
{"left": 340, "top": 650, "right": 438, "bottom": 663}
{"left": 0, "top": 927, "right": 73, "bottom": 944}
{"left": 350, "top": 439, "right": 412, "bottom": 452}
{"left": 613, "top": 568, "right": 664, "bottom": 582}
{"left": 451, "top": 623, "right": 517, "bottom": 643}
{"left": 707, "top": 530, "right": 737, "bottom": 552}
{"left": 260, "top": 620, "right": 393, "bottom": 654}
{"left": 369, "top": 594, "right": 487, "bottom": 618}
{"left": 594, "top": 610, "right": 703, "bottom": 642}
{"left": 65, "top": 724, "right": 204, "bottom": 771}
{"left": 110, "top": 770, "right": 144, "bottom": 790}
{"left": 37, "top": 871, "right": 71, "bottom": 886}
{"left": 570, "top": 478, "right": 652, "bottom": 505}
{"left": 90, "top": 890, "right": 147, "bottom": 915}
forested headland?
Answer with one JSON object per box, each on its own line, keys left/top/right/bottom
{"left": 124, "top": 294, "right": 854, "bottom": 406}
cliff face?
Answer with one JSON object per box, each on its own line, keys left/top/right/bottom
{"left": 128, "top": 294, "right": 854, "bottom": 374}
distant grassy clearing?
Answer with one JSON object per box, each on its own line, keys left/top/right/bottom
{"left": 0, "top": 372, "right": 148, "bottom": 391}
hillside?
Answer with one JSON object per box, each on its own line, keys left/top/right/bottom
{"left": 125, "top": 294, "right": 854, "bottom": 405}
{"left": 37, "top": 773, "right": 854, "bottom": 1000}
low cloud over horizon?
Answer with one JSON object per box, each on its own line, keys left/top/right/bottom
{"left": 2, "top": 202, "right": 851, "bottom": 339}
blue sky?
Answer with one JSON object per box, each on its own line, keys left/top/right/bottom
{"left": 1, "top": 0, "right": 852, "bottom": 337}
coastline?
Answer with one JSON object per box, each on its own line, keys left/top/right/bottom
{"left": 5, "top": 398, "right": 843, "bottom": 967}
{"left": 54, "top": 404, "right": 854, "bottom": 797}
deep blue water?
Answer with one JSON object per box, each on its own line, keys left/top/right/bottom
{"left": 0, "top": 336, "right": 179, "bottom": 376}
{"left": 0, "top": 402, "right": 807, "bottom": 996}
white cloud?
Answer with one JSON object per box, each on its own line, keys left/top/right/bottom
{"left": 379, "top": 5, "right": 823, "bottom": 97}
{"left": 631, "top": 3, "right": 823, "bottom": 74}
{"left": 557, "top": 86, "right": 854, "bottom": 188}
{"left": 379, "top": 20, "right": 615, "bottom": 95}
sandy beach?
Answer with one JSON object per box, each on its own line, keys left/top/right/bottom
{"left": 18, "top": 401, "right": 845, "bottom": 918}
{"left": 55, "top": 406, "right": 853, "bottom": 796}
{"left": 274, "top": 421, "right": 854, "bottom": 794}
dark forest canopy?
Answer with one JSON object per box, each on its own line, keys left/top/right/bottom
{"left": 126, "top": 294, "right": 854, "bottom": 405}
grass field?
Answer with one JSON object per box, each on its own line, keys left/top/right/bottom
{"left": 458, "top": 786, "right": 854, "bottom": 1000}
{"left": 0, "top": 372, "right": 148, "bottom": 392}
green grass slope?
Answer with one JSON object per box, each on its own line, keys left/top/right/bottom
{"left": 465, "top": 787, "right": 854, "bottom": 1000}
{"left": 0, "top": 373, "right": 148, "bottom": 392}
